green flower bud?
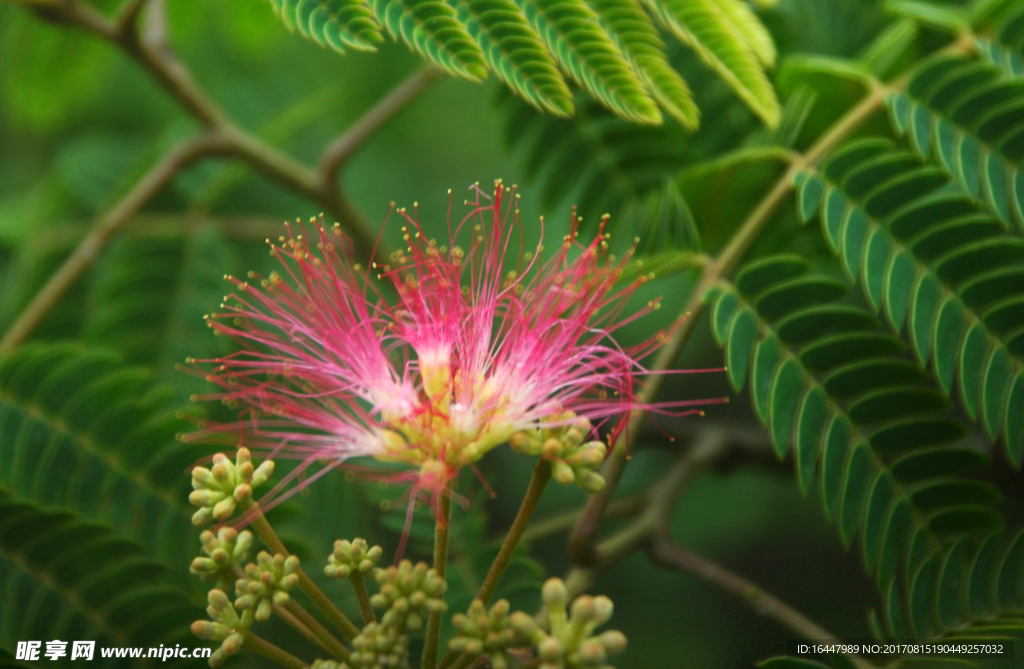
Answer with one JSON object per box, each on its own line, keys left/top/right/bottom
{"left": 325, "top": 538, "right": 383, "bottom": 579}
{"left": 542, "top": 578, "right": 568, "bottom": 609}
{"left": 192, "top": 589, "right": 252, "bottom": 668}
{"left": 516, "top": 414, "right": 609, "bottom": 495}
{"left": 521, "top": 578, "right": 627, "bottom": 668}
{"left": 190, "top": 527, "right": 254, "bottom": 591}
{"left": 189, "top": 448, "right": 274, "bottom": 526}
{"left": 599, "top": 630, "right": 628, "bottom": 654}
{"left": 235, "top": 551, "right": 300, "bottom": 622}
{"left": 371, "top": 560, "right": 447, "bottom": 632}
{"left": 448, "top": 599, "right": 527, "bottom": 666}
{"left": 310, "top": 660, "right": 343, "bottom": 669}
{"left": 347, "top": 622, "right": 410, "bottom": 669}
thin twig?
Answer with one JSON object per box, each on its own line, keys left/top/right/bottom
{"left": 646, "top": 535, "right": 877, "bottom": 669}
{"left": 319, "top": 66, "right": 443, "bottom": 186}
{"left": 0, "top": 133, "right": 225, "bottom": 352}
{"left": 521, "top": 495, "right": 646, "bottom": 544}
{"left": 4, "top": 0, "right": 438, "bottom": 349}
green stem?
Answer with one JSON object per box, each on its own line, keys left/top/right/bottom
{"left": 422, "top": 493, "right": 452, "bottom": 669}
{"left": 438, "top": 463, "right": 551, "bottom": 669}
{"left": 242, "top": 632, "right": 309, "bottom": 669}
{"left": 272, "top": 603, "right": 340, "bottom": 660}
{"left": 283, "top": 599, "right": 351, "bottom": 661}
{"left": 350, "top": 573, "right": 376, "bottom": 625}
{"left": 246, "top": 505, "right": 362, "bottom": 640}
{"left": 478, "top": 462, "right": 550, "bottom": 605}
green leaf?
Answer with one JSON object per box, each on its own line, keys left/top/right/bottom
{"left": 848, "top": 387, "right": 950, "bottom": 425}
{"left": 794, "top": 387, "right": 827, "bottom": 495}
{"left": 750, "top": 335, "right": 782, "bottom": 423}
{"left": 928, "top": 505, "right": 1004, "bottom": 536}
{"left": 758, "top": 659, "right": 833, "bottom": 669}
{"left": 807, "top": 145, "right": 1024, "bottom": 458}
{"left": 712, "top": 289, "right": 740, "bottom": 346}
{"left": 271, "top": 0, "right": 384, "bottom": 52}
{"left": 878, "top": 500, "right": 913, "bottom": 590}
{"left": 886, "top": 0, "right": 968, "bottom": 32}
{"left": 0, "top": 489, "right": 202, "bottom": 666}
{"left": 910, "top": 480, "right": 1002, "bottom": 512}
{"left": 868, "top": 418, "right": 968, "bottom": 456}
{"left": 956, "top": 323, "right": 988, "bottom": 424}
{"left": 862, "top": 472, "right": 895, "bottom": 573}
{"left": 839, "top": 443, "right": 872, "bottom": 548}
{"left": 890, "top": 447, "right": 989, "bottom": 483}
{"left": 371, "top": 0, "right": 488, "bottom": 80}
{"left": 821, "top": 413, "right": 851, "bottom": 523}
{"left": 932, "top": 297, "right": 967, "bottom": 395}
{"left": 909, "top": 271, "right": 942, "bottom": 365}
{"left": 458, "top": 0, "right": 573, "bottom": 116}
{"left": 996, "top": 530, "right": 1024, "bottom": 608}
{"left": 735, "top": 254, "right": 811, "bottom": 300}
{"left": 966, "top": 532, "right": 1002, "bottom": 619}
{"left": 590, "top": 0, "right": 697, "bottom": 127}
{"left": 1005, "top": 371, "right": 1024, "bottom": 466}
{"left": 640, "top": 0, "right": 780, "bottom": 126}
{"left": 909, "top": 555, "right": 940, "bottom": 637}
{"left": 725, "top": 308, "right": 758, "bottom": 392}
{"left": 0, "top": 344, "right": 200, "bottom": 571}
{"left": 980, "top": 345, "right": 1012, "bottom": 442}
{"left": 935, "top": 538, "right": 973, "bottom": 628}
{"left": 768, "top": 358, "right": 803, "bottom": 458}
{"left": 885, "top": 576, "right": 910, "bottom": 638}
{"left": 518, "top": 0, "right": 660, "bottom": 123}
{"left": 799, "top": 333, "right": 905, "bottom": 373}
{"left": 795, "top": 171, "right": 825, "bottom": 224}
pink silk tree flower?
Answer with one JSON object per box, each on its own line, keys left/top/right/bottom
{"left": 187, "top": 182, "right": 713, "bottom": 514}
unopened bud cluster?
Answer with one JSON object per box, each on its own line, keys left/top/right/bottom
{"left": 449, "top": 599, "right": 520, "bottom": 669}
{"left": 235, "top": 551, "right": 300, "bottom": 622}
{"left": 371, "top": 560, "right": 448, "bottom": 631}
{"left": 511, "top": 578, "right": 626, "bottom": 669}
{"left": 190, "top": 527, "right": 253, "bottom": 591}
{"left": 325, "top": 538, "right": 383, "bottom": 579}
{"left": 191, "top": 589, "right": 253, "bottom": 668}
{"left": 510, "top": 413, "right": 607, "bottom": 493}
{"left": 189, "top": 447, "right": 274, "bottom": 526}
{"left": 347, "top": 622, "right": 411, "bottom": 669}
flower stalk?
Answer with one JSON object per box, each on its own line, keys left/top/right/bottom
{"left": 242, "top": 632, "right": 309, "bottom": 669}
{"left": 422, "top": 494, "right": 453, "bottom": 669}
{"left": 244, "top": 503, "right": 362, "bottom": 640}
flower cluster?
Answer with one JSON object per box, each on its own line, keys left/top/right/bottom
{"left": 187, "top": 182, "right": 709, "bottom": 513}
{"left": 188, "top": 447, "right": 274, "bottom": 526}
{"left": 235, "top": 551, "right": 301, "bottom": 622}
{"left": 447, "top": 578, "right": 627, "bottom": 669}
{"left": 190, "top": 527, "right": 254, "bottom": 591}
